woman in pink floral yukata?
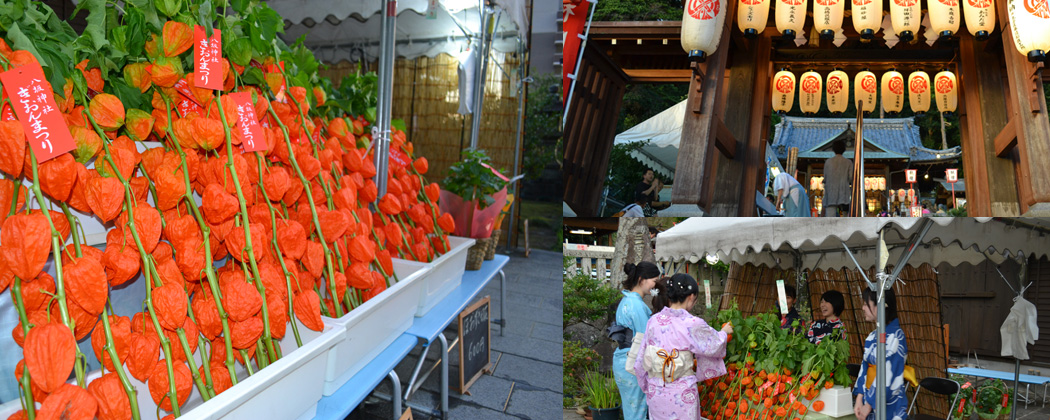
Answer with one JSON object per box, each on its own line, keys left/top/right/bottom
{"left": 633, "top": 273, "right": 733, "bottom": 420}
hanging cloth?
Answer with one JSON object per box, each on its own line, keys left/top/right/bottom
{"left": 1000, "top": 296, "right": 1039, "bottom": 360}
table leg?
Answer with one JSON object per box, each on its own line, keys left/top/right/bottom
{"left": 439, "top": 333, "right": 449, "bottom": 420}
{"left": 405, "top": 340, "right": 432, "bottom": 403}
{"left": 500, "top": 270, "right": 506, "bottom": 337}
{"left": 389, "top": 371, "right": 402, "bottom": 419}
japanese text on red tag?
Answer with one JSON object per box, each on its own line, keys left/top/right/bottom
{"left": 0, "top": 63, "right": 76, "bottom": 162}
{"left": 230, "top": 91, "right": 267, "bottom": 152}
{"left": 193, "top": 26, "right": 223, "bottom": 90}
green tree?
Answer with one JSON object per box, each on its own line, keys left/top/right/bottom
{"left": 592, "top": 0, "right": 683, "bottom": 21}
{"left": 524, "top": 73, "right": 562, "bottom": 181}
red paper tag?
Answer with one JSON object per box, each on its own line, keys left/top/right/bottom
{"left": 0, "top": 92, "right": 15, "bottom": 121}
{"left": 1002, "top": 393, "right": 1008, "bottom": 407}
{"left": 0, "top": 63, "right": 76, "bottom": 162}
{"left": 176, "top": 97, "right": 204, "bottom": 118}
{"left": 389, "top": 148, "right": 410, "bottom": 170}
{"left": 229, "top": 92, "right": 267, "bottom": 152}
{"left": 193, "top": 26, "right": 223, "bottom": 90}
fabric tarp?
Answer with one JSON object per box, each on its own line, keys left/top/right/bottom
{"left": 271, "top": 0, "right": 526, "bottom": 62}
{"left": 655, "top": 218, "right": 1050, "bottom": 270}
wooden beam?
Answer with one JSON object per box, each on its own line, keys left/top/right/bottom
{"left": 671, "top": 3, "right": 736, "bottom": 209}
{"left": 994, "top": 119, "right": 1018, "bottom": 158}
{"left": 715, "top": 118, "right": 738, "bottom": 159}
{"left": 739, "top": 35, "right": 774, "bottom": 216}
{"left": 622, "top": 69, "right": 692, "bottom": 83}
{"left": 997, "top": 0, "right": 1050, "bottom": 210}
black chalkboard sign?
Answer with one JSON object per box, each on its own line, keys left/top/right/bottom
{"left": 458, "top": 296, "right": 492, "bottom": 394}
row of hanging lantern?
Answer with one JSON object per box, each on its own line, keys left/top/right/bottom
{"left": 771, "top": 68, "right": 958, "bottom": 114}
{"left": 734, "top": 0, "right": 995, "bottom": 41}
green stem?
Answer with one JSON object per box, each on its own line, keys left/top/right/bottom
{"left": 214, "top": 96, "right": 278, "bottom": 362}
{"left": 8, "top": 177, "right": 21, "bottom": 217}
{"left": 26, "top": 149, "right": 86, "bottom": 388}
{"left": 184, "top": 302, "right": 215, "bottom": 397}
{"left": 160, "top": 94, "right": 239, "bottom": 386}
{"left": 257, "top": 158, "right": 303, "bottom": 348}
{"left": 100, "top": 307, "right": 141, "bottom": 420}
{"left": 11, "top": 276, "right": 36, "bottom": 420}
{"left": 59, "top": 202, "right": 82, "bottom": 259}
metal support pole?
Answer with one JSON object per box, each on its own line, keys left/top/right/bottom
{"left": 468, "top": 4, "right": 494, "bottom": 149}
{"left": 372, "top": 0, "right": 397, "bottom": 201}
{"left": 876, "top": 271, "right": 887, "bottom": 420}
{"left": 507, "top": 40, "right": 528, "bottom": 252}
{"left": 389, "top": 371, "right": 403, "bottom": 419}
{"left": 439, "top": 333, "right": 449, "bottom": 420}
{"left": 500, "top": 270, "right": 506, "bottom": 336}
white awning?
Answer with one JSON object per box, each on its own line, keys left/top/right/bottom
{"left": 270, "top": 0, "right": 527, "bottom": 62}
{"left": 655, "top": 218, "right": 1050, "bottom": 270}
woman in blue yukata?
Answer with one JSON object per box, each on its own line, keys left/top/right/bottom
{"left": 854, "top": 287, "right": 908, "bottom": 420}
{"left": 612, "top": 261, "right": 660, "bottom": 420}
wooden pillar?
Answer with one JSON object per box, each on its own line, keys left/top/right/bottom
{"left": 562, "top": 43, "right": 630, "bottom": 216}
{"left": 958, "top": 32, "right": 1019, "bottom": 216}
{"left": 738, "top": 35, "right": 774, "bottom": 216}
{"left": 996, "top": 0, "right": 1050, "bottom": 214}
{"left": 671, "top": 0, "right": 740, "bottom": 211}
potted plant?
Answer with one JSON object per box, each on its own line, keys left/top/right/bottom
{"left": 581, "top": 370, "right": 621, "bottom": 420}
{"left": 974, "top": 379, "right": 1012, "bottom": 420}
{"left": 487, "top": 193, "right": 514, "bottom": 260}
{"left": 948, "top": 374, "right": 976, "bottom": 420}
{"left": 440, "top": 149, "right": 509, "bottom": 269}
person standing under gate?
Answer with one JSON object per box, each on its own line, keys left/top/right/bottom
{"left": 823, "top": 140, "right": 853, "bottom": 217}
{"left": 773, "top": 172, "right": 811, "bottom": 217}
{"left": 610, "top": 262, "right": 661, "bottom": 420}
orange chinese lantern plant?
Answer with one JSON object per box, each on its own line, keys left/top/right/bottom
{"left": 89, "top": 372, "right": 132, "bottom": 420}
{"left": 24, "top": 322, "right": 78, "bottom": 393}
{"left": 89, "top": 93, "right": 126, "bottom": 131}
{"left": 162, "top": 21, "right": 194, "bottom": 57}
{"left": 147, "top": 360, "right": 193, "bottom": 411}
{"left": 220, "top": 278, "right": 263, "bottom": 322}
{"left": 126, "top": 332, "right": 160, "bottom": 382}
{"left": 39, "top": 383, "right": 98, "bottom": 420}
{"left": 76, "top": 60, "right": 105, "bottom": 93}
{"left": 86, "top": 176, "right": 126, "bottom": 223}
{"left": 63, "top": 255, "right": 109, "bottom": 316}
{"left": 0, "top": 213, "right": 52, "bottom": 282}
{"left": 36, "top": 153, "right": 78, "bottom": 203}
{"left": 230, "top": 316, "right": 264, "bottom": 349}
{"left": 293, "top": 290, "right": 325, "bottom": 331}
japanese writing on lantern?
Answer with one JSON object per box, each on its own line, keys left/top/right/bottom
{"left": 16, "top": 78, "right": 55, "bottom": 153}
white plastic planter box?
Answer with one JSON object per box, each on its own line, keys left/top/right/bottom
{"left": 414, "top": 236, "right": 474, "bottom": 317}
{"left": 806, "top": 385, "right": 854, "bottom": 418}
{"left": 0, "top": 319, "right": 342, "bottom": 420}
{"left": 321, "top": 259, "right": 428, "bottom": 395}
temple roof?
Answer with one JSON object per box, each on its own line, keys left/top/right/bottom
{"left": 771, "top": 117, "right": 962, "bottom": 163}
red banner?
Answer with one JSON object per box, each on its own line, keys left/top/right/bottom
{"left": 562, "top": 0, "right": 589, "bottom": 103}
{"left": 193, "top": 26, "right": 223, "bottom": 90}
{"left": 0, "top": 63, "right": 76, "bottom": 162}
{"left": 230, "top": 91, "right": 267, "bottom": 152}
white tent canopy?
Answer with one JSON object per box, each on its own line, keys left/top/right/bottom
{"left": 270, "top": 0, "right": 527, "bottom": 62}
{"left": 656, "top": 217, "right": 1050, "bottom": 271}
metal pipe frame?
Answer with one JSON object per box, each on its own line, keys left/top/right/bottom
{"left": 372, "top": 0, "right": 397, "bottom": 201}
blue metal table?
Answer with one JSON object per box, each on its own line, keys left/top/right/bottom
{"left": 401, "top": 255, "right": 509, "bottom": 420}
{"left": 948, "top": 367, "right": 1050, "bottom": 408}
{"left": 313, "top": 334, "right": 417, "bottom": 419}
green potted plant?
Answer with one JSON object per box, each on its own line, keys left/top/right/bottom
{"left": 581, "top": 370, "right": 621, "bottom": 420}
{"left": 948, "top": 374, "right": 976, "bottom": 420}
{"left": 441, "top": 149, "right": 509, "bottom": 270}
{"left": 974, "top": 379, "right": 1012, "bottom": 420}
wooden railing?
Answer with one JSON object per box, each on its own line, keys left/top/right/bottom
{"left": 563, "top": 244, "right": 616, "bottom": 283}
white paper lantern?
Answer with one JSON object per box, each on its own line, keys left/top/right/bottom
{"left": 928, "top": 0, "right": 961, "bottom": 38}
{"left": 855, "top": 70, "right": 878, "bottom": 113}
{"left": 814, "top": 0, "right": 846, "bottom": 39}
{"left": 962, "top": 0, "right": 996, "bottom": 40}
{"left": 881, "top": 70, "right": 905, "bottom": 113}
{"left": 826, "top": 69, "right": 850, "bottom": 113}
{"left": 934, "top": 70, "right": 958, "bottom": 113}
{"left": 1008, "top": 0, "right": 1050, "bottom": 61}
{"left": 738, "top": 0, "right": 772, "bottom": 37}
{"left": 776, "top": 0, "right": 809, "bottom": 38}
{"left": 772, "top": 69, "right": 797, "bottom": 113}
{"left": 851, "top": 0, "right": 884, "bottom": 39}
{"left": 799, "top": 70, "right": 823, "bottom": 114}
{"left": 890, "top": 0, "right": 922, "bottom": 41}
{"left": 908, "top": 71, "right": 931, "bottom": 114}
{"left": 682, "top": 0, "right": 729, "bottom": 61}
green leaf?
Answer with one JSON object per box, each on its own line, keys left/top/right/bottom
{"left": 231, "top": 0, "right": 250, "bottom": 14}
{"left": 106, "top": 78, "right": 150, "bottom": 112}
{"left": 391, "top": 118, "right": 407, "bottom": 133}
{"left": 6, "top": 23, "right": 45, "bottom": 67}
{"left": 79, "top": 0, "right": 109, "bottom": 51}
{"left": 240, "top": 66, "right": 266, "bottom": 87}
{"left": 155, "top": 0, "right": 183, "bottom": 18}
{"left": 127, "top": 0, "right": 162, "bottom": 30}
{"left": 197, "top": 0, "right": 214, "bottom": 37}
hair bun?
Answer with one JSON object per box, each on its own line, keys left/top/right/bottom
{"left": 623, "top": 262, "right": 636, "bottom": 275}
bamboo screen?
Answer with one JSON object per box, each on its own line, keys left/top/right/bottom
{"left": 723, "top": 262, "right": 950, "bottom": 418}
{"left": 317, "top": 53, "right": 520, "bottom": 185}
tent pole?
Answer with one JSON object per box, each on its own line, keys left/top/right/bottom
{"left": 840, "top": 241, "right": 874, "bottom": 287}
{"left": 469, "top": 3, "right": 495, "bottom": 149}
{"left": 1010, "top": 257, "right": 1027, "bottom": 420}
{"left": 876, "top": 271, "right": 886, "bottom": 420}
{"left": 507, "top": 38, "right": 528, "bottom": 251}
{"left": 373, "top": 0, "right": 397, "bottom": 201}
